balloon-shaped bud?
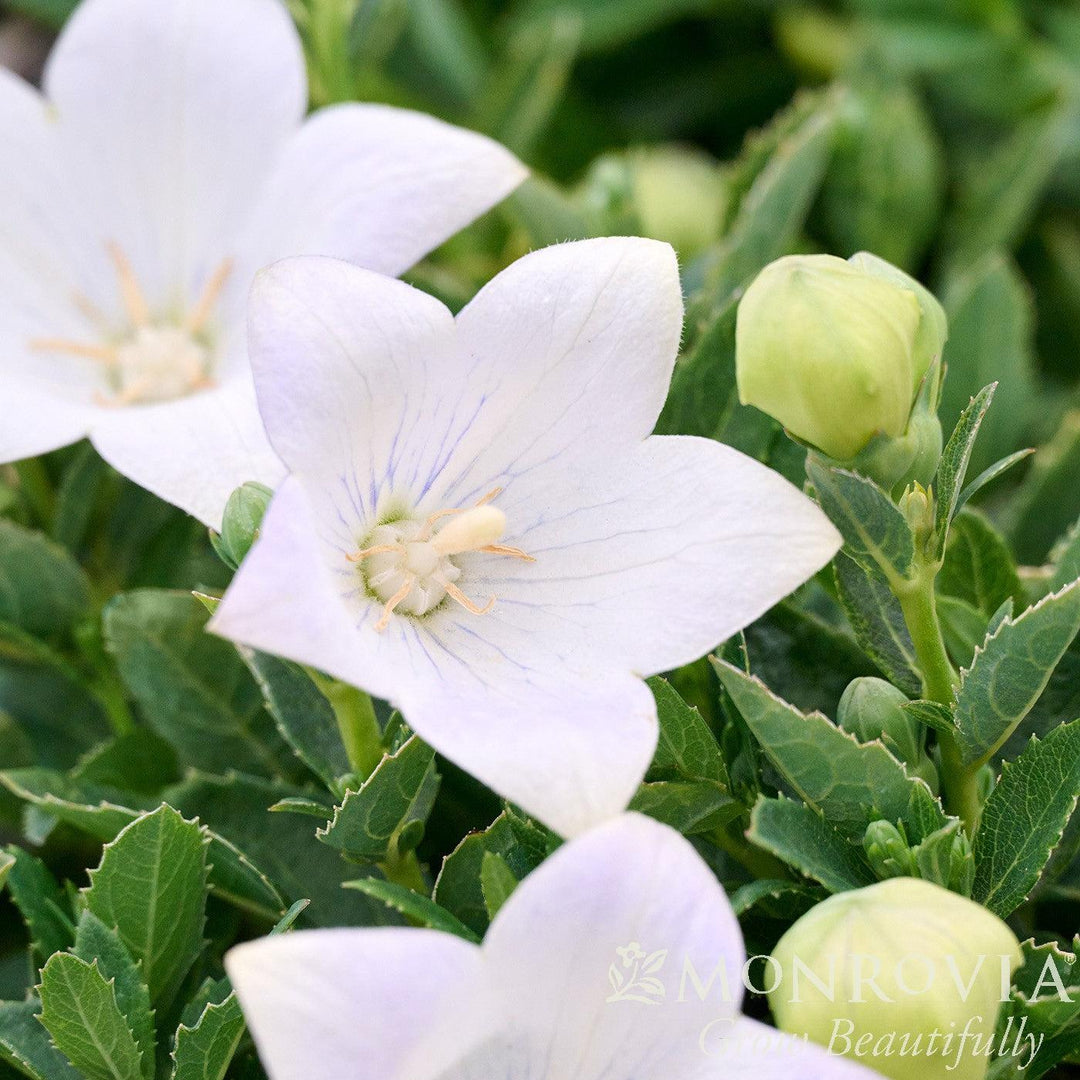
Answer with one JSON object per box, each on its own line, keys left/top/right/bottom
{"left": 838, "top": 677, "right": 923, "bottom": 769}
{"left": 768, "top": 878, "right": 1022, "bottom": 1080}
{"left": 212, "top": 482, "right": 274, "bottom": 570}
{"left": 736, "top": 252, "right": 947, "bottom": 460}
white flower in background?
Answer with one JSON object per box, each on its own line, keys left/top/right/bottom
{"left": 0, "top": 0, "right": 525, "bottom": 526}
{"left": 226, "top": 814, "right": 879, "bottom": 1080}
{"left": 209, "top": 237, "right": 840, "bottom": 836}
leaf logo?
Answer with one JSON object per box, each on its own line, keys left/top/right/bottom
{"left": 606, "top": 941, "right": 668, "bottom": 1004}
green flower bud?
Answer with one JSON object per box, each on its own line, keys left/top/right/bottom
{"left": 863, "top": 820, "right": 916, "bottom": 879}
{"left": 578, "top": 146, "right": 726, "bottom": 258}
{"left": 838, "top": 677, "right": 923, "bottom": 767}
{"left": 736, "top": 252, "right": 947, "bottom": 460}
{"left": 769, "top": 878, "right": 1022, "bottom": 1080}
{"left": 212, "top": 481, "right": 274, "bottom": 570}
{"left": 849, "top": 252, "right": 948, "bottom": 381}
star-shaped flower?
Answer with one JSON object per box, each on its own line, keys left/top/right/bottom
{"left": 210, "top": 237, "right": 841, "bottom": 835}
{"left": 0, "top": 0, "right": 524, "bottom": 526}
{"left": 226, "top": 814, "right": 879, "bottom": 1080}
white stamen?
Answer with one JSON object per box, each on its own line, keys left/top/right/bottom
{"left": 27, "top": 245, "right": 231, "bottom": 407}
{"left": 354, "top": 496, "right": 529, "bottom": 630}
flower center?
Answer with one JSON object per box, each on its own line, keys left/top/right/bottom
{"left": 349, "top": 488, "right": 534, "bottom": 631}
{"left": 29, "top": 244, "right": 232, "bottom": 406}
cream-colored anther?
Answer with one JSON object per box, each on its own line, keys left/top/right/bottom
{"left": 430, "top": 505, "right": 507, "bottom": 556}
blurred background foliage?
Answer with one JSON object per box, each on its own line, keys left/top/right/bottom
{"left": 2, "top": 0, "right": 1080, "bottom": 1062}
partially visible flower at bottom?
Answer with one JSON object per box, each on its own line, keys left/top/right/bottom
{"left": 209, "top": 238, "right": 841, "bottom": 837}
{"left": 226, "top": 814, "right": 880, "bottom": 1080}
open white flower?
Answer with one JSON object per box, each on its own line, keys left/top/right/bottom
{"left": 0, "top": 0, "right": 524, "bottom": 526}
{"left": 227, "top": 813, "right": 878, "bottom": 1080}
{"left": 210, "top": 237, "right": 840, "bottom": 835}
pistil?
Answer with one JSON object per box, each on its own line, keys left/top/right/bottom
{"left": 349, "top": 488, "right": 534, "bottom": 631}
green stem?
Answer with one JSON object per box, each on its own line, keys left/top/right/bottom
{"left": 709, "top": 824, "right": 791, "bottom": 881}
{"left": 14, "top": 458, "right": 56, "bottom": 530}
{"left": 307, "top": 669, "right": 384, "bottom": 779}
{"left": 895, "top": 565, "right": 981, "bottom": 832}
{"left": 378, "top": 849, "right": 427, "bottom": 894}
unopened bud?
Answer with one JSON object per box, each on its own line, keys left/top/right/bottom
{"left": 212, "top": 482, "right": 273, "bottom": 570}
{"left": 736, "top": 252, "right": 947, "bottom": 460}
{"left": 864, "top": 820, "right": 916, "bottom": 878}
{"left": 769, "top": 878, "right": 1022, "bottom": 1080}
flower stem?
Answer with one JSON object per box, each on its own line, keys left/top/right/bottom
{"left": 379, "top": 848, "right": 428, "bottom": 895}
{"left": 894, "top": 563, "right": 981, "bottom": 832}
{"left": 306, "top": 668, "right": 384, "bottom": 780}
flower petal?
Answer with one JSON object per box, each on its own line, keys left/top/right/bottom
{"left": 246, "top": 257, "right": 459, "bottom": 514}
{"left": 226, "top": 928, "right": 481, "bottom": 1080}
{"left": 698, "top": 1017, "right": 882, "bottom": 1079}
{"left": 239, "top": 103, "right": 526, "bottom": 280}
{"left": 44, "top": 0, "right": 305, "bottom": 306}
{"left": 410, "top": 814, "right": 745, "bottom": 1079}
{"left": 0, "top": 69, "right": 104, "bottom": 453}
{"left": 471, "top": 434, "right": 842, "bottom": 673}
{"left": 399, "top": 669, "right": 657, "bottom": 838}
{"left": 208, "top": 476, "right": 413, "bottom": 701}
{"left": 431, "top": 236, "right": 684, "bottom": 507}
{"left": 89, "top": 377, "right": 285, "bottom": 528}
{"left": 0, "top": 379, "right": 92, "bottom": 462}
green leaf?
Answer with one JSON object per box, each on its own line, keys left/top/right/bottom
{"left": 318, "top": 736, "right": 439, "bottom": 862}
{"left": 474, "top": 13, "right": 579, "bottom": 157}
{"left": 647, "top": 677, "right": 727, "bottom": 785}
{"left": 743, "top": 594, "right": 878, "bottom": 716}
{"left": 342, "top": 878, "right": 479, "bottom": 942}
{"left": 0, "top": 521, "right": 90, "bottom": 637}
{"left": 1049, "top": 515, "right": 1080, "bottom": 595}
{"left": 2, "top": 847, "right": 73, "bottom": 966}
{"left": 953, "top": 581, "right": 1080, "bottom": 765}
{"left": 954, "top": 449, "right": 1034, "bottom": 516}
{"left": 1, "top": 0, "right": 77, "bottom": 30}
{"left": 103, "top": 590, "right": 294, "bottom": 778}
{"left": 53, "top": 442, "right": 108, "bottom": 552}
{"left": 164, "top": 772, "right": 399, "bottom": 928}
{"left": 940, "top": 256, "right": 1038, "bottom": 483}
{"left": 972, "top": 721, "right": 1080, "bottom": 917}
{"left": 834, "top": 553, "right": 922, "bottom": 695}
{"left": 709, "top": 88, "right": 838, "bottom": 298}
{"left": 0, "top": 770, "right": 284, "bottom": 921}
{"left": 933, "top": 384, "right": 995, "bottom": 551}
{"left": 900, "top": 699, "right": 956, "bottom": 734}
{"left": 654, "top": 293, "right": 738, "bottom": 439}
{"left": 805, "top": 460, "right": 914, "bottom": 581}
{"left": 748, "top": 796, "right": 875, "bottom": 893}
{"left": 39, "top": 953, "right": 146, "bottom": 1080}
{"left": 628, "top": 780, "right": 739, "bottom": 835}
{"left": 938, "top": 508, "right": 1024, "bottom": 617}
{"left": 72, "top": 912, "right": 155, "bottom": 1079}
{"left": 237, "top": 651, "right": 353, "bottom": 789}
{"left": 434, "top": 810, "right": 554, "bottom": 937}
{"left": 170, "top": 992, "right": 244, "bottom": 1080}
{"left": 937, "top": 593, "right": 989, "bottom": 668}
{"left": 84, "top": 806, "right": 209, "bottom": 1007}
{"left": 942, "top": 101, "right": 1070, "bottom": 275}
{"left": 0, "top": 1000, "right": 81, "bottom": 1080}
{"left": 479, "top": 852, "right": 519, "bottom": 922}
{"left": 0, "top": 852, "right": 13, "bottom": 893}
{"left": 714, "top": 660, "right": 945, "bottom": 843}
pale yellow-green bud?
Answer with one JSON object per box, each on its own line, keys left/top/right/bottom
{"left": 769, "top": 878, "right": 1022, "bottom": 1080}
{"left": 577, "top": 146, "right": 726, "bottom": 258}
{"left": 736, "top": 253, "right": 947, "bottom": 460}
